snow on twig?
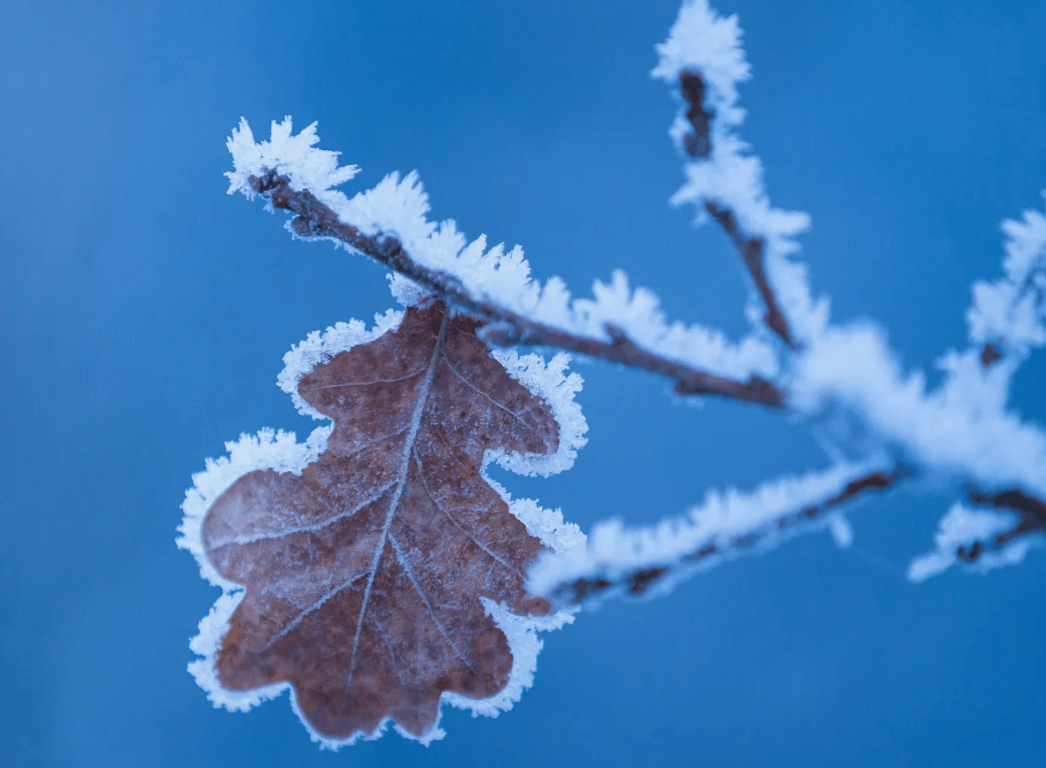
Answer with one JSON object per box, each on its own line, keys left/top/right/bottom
{"left": 226, "top": 120, "right": 783, "bottom": 405}
{"left": 234, "top": 161, "right": 786, "bottom": 407}
{"left": 908, "top": 491, "right": 1046, "bottom": 582}
{"left": 529, "top": 462, "right": 904, "bottom": 608}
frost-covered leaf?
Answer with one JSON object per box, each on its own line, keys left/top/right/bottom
{"left": 185, "top": 301, "right": 584, "bottom": 745}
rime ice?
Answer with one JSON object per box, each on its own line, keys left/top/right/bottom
{"left": 185, "top": 0, "right": 1046, "bottom": 748}
{"left": 227, "top": 116, "right": 781, "bottom": 384}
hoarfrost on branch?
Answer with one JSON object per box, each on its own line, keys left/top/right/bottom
{"left": 182, "top": 0, "right": 1046, "bottom": 748}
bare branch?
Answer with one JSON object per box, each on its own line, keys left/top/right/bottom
{"left": 250, "top": 170, "right": 786, "bottom": 409}
{"left": 705, "top": 202, "right": 797, "bottom": 349}
{"left": 677, "top": 70, "right": 798, "bottom": 350}
{"left": 549, "top": 466, "right": 909, "bottom": 608}
{"left": 482, "top": 321, "right": 783, "bottom": 405}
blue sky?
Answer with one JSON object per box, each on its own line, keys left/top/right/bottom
{"left": 2, "top": 1, "right": 1045, "bottom": 766}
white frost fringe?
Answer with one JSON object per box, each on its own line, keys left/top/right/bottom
{"left": 967, "top": 193, "right": 1046, "bottom": 359}
{"left": 226, "top": 117, "right": 779, "bottom": 384}
{"left": 178, "top": 290, "right": 587, "bottom": 749}
{"left": 529, "top": 462, "right": 880, "bottom": 603}
{"left": 907, "top": 503, "right": 1042, "bottom": 582}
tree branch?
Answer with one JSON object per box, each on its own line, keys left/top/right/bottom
{"left": 250, "top": 170, "right": 786, "bottom": 408}
{"left": 960, "top": 487, "right": 1046, "bottom": 562}
{"left": 548, "top": 465, "right": 909, "bottom": 607}
{"left": 704, "top": 203, "right": 797, "bottom": 349}
{"left": 678, "top": 71, "right": 798, "bottom": 349}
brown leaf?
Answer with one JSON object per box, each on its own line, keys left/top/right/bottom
{"left": 198, "top": 301, "right": 562, "bottom": 742}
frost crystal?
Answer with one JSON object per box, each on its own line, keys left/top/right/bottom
{"left": 226, "top": 117, "right": 780, "bottom": 384}
{"left": 967, "top": 195, "right": 1046, "bottom": 358}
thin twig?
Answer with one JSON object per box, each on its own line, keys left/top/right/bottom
{"left": 705, "top": 202, "right": 797, "bottom": 348}
{"left": 678, "top": 70, "right": 798, "bottom": 349}
{"left": 250, "top": 171, "right": 786, "bottom": 408}
{"left": 960, "top": 487, "right": 1046, "bottom": 562}
{"left": 550, "top": 466, "right": 910, "bottom": 607}
{"left": 678, "top": 71, "right": 714, "bottom": 159}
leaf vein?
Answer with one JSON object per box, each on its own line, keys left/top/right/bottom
{"left": 348, "top": 313, "right": 450, "bottom": 680}
{"left": 262, "top": 569, "right": 369, "bottom": 651}
{"left": 209, "top": 481, "right": 396, "bottom": 548}
{"left": 389, "top": 532, "right": 475, "bottom": 673}
{"left": 413, "top": 449, "right": 523, "bottom": 578}
{"left": 301, "top": 367, "right": 428, "bottom": 391}
{"left": 444, "top": 359, "right": 535, "bottom": 432}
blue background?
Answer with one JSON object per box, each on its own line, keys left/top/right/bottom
{"left": 2, "top": 1, "right": 1045, "bottom": 766}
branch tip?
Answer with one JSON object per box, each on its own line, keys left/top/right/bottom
{"left": 679, "top": 70, "right": 714, "bottom": 160}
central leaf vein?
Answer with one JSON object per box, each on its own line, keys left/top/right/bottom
{"left": 348, "top": 313, "right": 450, "bottom": 680}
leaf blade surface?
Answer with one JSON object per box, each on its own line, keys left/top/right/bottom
{"left": 200, "top": 302, "right": 560, "bottom": 740}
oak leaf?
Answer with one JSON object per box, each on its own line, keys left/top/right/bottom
{"left": 186, "top": 300, "right": 582, "bottom": 745}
